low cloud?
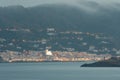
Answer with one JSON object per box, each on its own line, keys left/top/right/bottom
{"left": 0, "top": 0, "right": 120, "bottom": 12}
{"left": 0, "top": 0, "right": 120, "bottom": 7}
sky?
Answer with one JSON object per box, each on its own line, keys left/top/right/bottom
{"left": 0, "top": 0, "right": 120, "bottom": 7}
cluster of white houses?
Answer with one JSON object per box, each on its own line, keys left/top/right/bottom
{"left": 0, "top": 49, "right": 112, "bottom": 62}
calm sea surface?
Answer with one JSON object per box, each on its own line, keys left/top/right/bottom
{"left": 0, "top": 62, "right": 120, "bottom": 80}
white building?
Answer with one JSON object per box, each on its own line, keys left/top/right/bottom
{"left": 45, "top": 49, "right": 53, "bottom": 56}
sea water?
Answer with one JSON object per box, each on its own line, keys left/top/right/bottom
{"left": 0, "top": 62, "right": 120, "bottom": 80}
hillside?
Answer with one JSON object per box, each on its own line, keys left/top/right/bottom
{"left": 0, "top": 4, "right": 120, "bottom": 54}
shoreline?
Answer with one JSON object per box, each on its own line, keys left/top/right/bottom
{"left": 0, "top": 60, "right": 92, "bottom": 63}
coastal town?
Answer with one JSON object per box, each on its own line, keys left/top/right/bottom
{"left": 0, "top": 49, "right": 111, "bottom": 62}
{"left": 1, "top": 2, "right": 120, "bottom": 80}
{"left": 0, "top": 28, "right": 120, "bottom": 53}
{"left": 0, "top": 28, "right": 117, "bottom": 62}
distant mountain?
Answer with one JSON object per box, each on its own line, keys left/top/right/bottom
{"left": 0, "top": 4, "right": 120, "bottom": 53}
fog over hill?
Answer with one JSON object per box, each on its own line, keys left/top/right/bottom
{"left": 0, "top": 0, "right": 120, "bottom": 8}
{"left": 0, "top": 3, "right": 120, "bottom": 35}
{"left": 0, "top": 0, "right": 120, "bottom": 52}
